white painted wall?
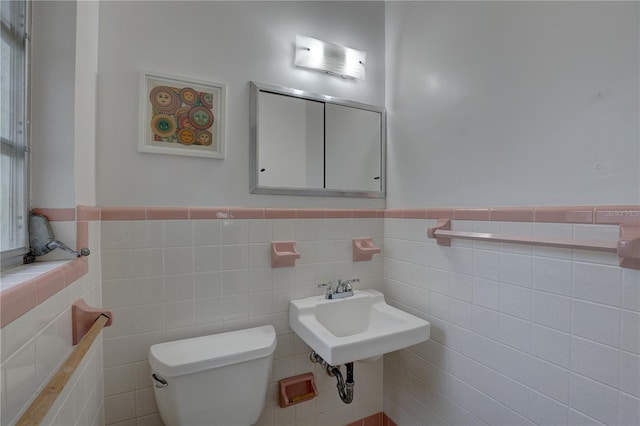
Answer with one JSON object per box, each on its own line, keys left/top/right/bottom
{"left": 30, "top": 1, "right": 77, "bottom": 208}
{"left": 385, "top": 1, "right": 640, "bottom": 208}
{"left": 96, "top": 1, "right": 385, "bottom": 208}
{"left": 74, "top": 0, "right": 99, "bottom": 206}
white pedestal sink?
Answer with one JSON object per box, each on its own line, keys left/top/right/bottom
{"left": 289, "top": 289, "right": 430, "bottom": 365}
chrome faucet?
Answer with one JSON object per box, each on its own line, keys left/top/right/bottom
{"left": 318, "top": 278, "right": 359, "bottom": 299}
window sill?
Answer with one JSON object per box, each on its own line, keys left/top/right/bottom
{"left": 0, "top": 258, "right": 89, "bottom": 328}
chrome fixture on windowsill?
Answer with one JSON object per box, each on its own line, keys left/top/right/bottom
{"left": 317, "top": 278, "right": 360, "bottom": 299}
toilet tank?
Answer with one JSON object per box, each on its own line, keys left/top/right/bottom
{"left": 149, "top": 326, "right": 277, "bottom": 426}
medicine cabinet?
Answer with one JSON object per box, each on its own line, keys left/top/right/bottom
{"left": 250, "top": 82, "right": 385, "bottom": 198}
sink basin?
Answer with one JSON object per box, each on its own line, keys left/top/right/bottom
{"left": 289, "top": 289, "right": 430, "bottom": 365}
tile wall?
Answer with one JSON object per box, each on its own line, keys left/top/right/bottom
{"left": 100, "top": 216, "right": 384, "bottom": 425}
{"left": 382, "top": 218, "right": 640, "bottom": 425}
{"left": 0, "top": 220, "right": 103, "bottom": 425}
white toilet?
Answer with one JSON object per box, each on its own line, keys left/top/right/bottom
{"left": 148, "top": 325, "right": 277, "bottom": 426}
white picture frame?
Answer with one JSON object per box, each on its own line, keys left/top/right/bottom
{"left": 139, "top": 72, "right": 226, "bottom": 159}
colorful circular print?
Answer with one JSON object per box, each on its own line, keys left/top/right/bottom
{"left": 180, "top": 88, "right": 198, "bottom": 105}
{"left": 188, "top": 106, "right": 214, "bottom": 130}
{"left": 200, "top": 92, "right": 214, "bottom": 109}
{"left": 178, "top": 128, "right": 196, "bottom": 145}
{"left": 151, "top": 114, "right": 176, "bottom": 138}
{"left": 178, "top": 115, "right": 194, "bottom": 129}
{"left": 195, "top": 130, "right": 213, "bottom": 146}
{"left": 175, "top": 107, "right": 190, "bottom": 119}
{"left": 149, "top": 86, "right": 180, "bottom": 113}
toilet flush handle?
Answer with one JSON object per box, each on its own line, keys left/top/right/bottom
{"left": 152, "top": 373, "right": 168, "bottom": 388}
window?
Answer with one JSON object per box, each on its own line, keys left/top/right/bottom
{"left": 1, "top": 0, "right": 30, "bottom": 270}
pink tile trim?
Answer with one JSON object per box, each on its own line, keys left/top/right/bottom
{"left": 189, "top": 207, "right": 229, "bottom": 219}
{"left": 363, "top": 413, "right": 383, "bottom": 426}
{"left": 534, "top": 206, "right": 594, "bottom": 224}
{"left": 384, "top": 209, "right": 404, "bottom": 218}
{"left": 34, "top": 269, "right": 65, "bottom": 304}
{"left": 229, "top": 208, "right": 265, "bottom": 219}
{"left": 352, "top": 209, "right": 379, "bottom": 218}
{"left": 383, "top": 413, "right": 397, "bottom": 426}
{"left": 265, "top": 209, "right": 297, "bottom": 219}
{"left": 0, "top": 283, "right": 37, "bottom": 327}
{"left": 325, "top": 209, "right": 352, "bottom": 218}
{"left": 490, "top": 207, "right": 534, "bottom": 222}
{"left": 376, "top": 210, "right": 386, "bottom": 218}
{"left": 454, "top": 208, "right": 491, "bottom": 221}
{"left": 61, "top": 258, "right": 89, "bottom": 286}
{"left": 296, "top": 209, "right": 326, "bottom": 219}
{"left": 77, "top": 221, "right": 89, "bottom": 249}
{"left": 595, "top": 206, "right": 640, "bottom": 226}
{"left": 76, "top": 205, "right": 101, "bottom": 221}
{"left": 426, "top": 208, "right": 454, "bottom": 219}
{"left": 146, "top": 207, "right": 190, "bottom": 220}
{"left": 404, "top": 209, "right": 427, "bottom": 219}
{"left": 32, "top": 208, "right": 76, "bottom": 221}
{"left": 101, "top": 207, "right": 147, "bottom": 221}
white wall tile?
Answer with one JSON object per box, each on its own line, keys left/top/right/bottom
{"left": 619, "top": 351, "right": 640, "bottom": 398}
{"left": 163, "top": 220, "right": 193, "bottom": 247}
{"left": 500, "top": 283, "right": 532, "bottom": 320}
{"left": 570, "top": 336, "right": 619, "bottom": 388}
{"left": 528, "top": 390, "right": 568, "bottom": 426}
{"left": 569, "top": 373, "right": 619, "bottom": 425}
{"left": 221, "top": 220, "right": 248, "bottom": 244}
{"left": 619, "top": 393, "right": 640, "bottom": 426}
{"left": 473, "top": 277, "right": 500, "bottom": 311}
{"left": 529, "top": 357, "right": 570, "bottom": 404}
{"left": 531, "top": 324, "right": 571, "bottom": 368}
{"left": 621, "top": 269, "right": 640, "bottom": 312}
{"left": 164, "top": 274, "right": 194, "bottom": 302}
{"left": 163, "top": 246, "right": 194, "bottom": 275}
{"left": 193, "top": 220, "right": 221, "bottom": 246}
{"left": 621, "top": 310, "right": 640, "bottom": 354}
{"left": 573, "top": 262, "right": 621, "bottom": 307}
{"left": 532, "top": 257, "right": 572, "bottom": 296}
{"left": 532, "top": 290, "right": 571, "bottom": 332}
{"left": 572, "top": 300, "right": 621, "bottom": 347}
{"left": 193, "top": 245, "right": 221, "bottom": 273}
{"left": 471, "top": 305, "right": 500, "bottom": 340}
{"left": 221, "top": 244, "right": 249, "bottom": 270}
{"left": 500, "top": 253, "right": 533, "bottom": 287}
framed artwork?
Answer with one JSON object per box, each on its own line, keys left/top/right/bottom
{"left": 139, "top": 72, "right": 226, "bottom": 159}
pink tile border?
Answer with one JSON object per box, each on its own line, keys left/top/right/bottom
{"left": 146, "top": 207, "right": 190, "bottom": 220}
{"left": 229, "top": 208, "right": 265, "bottom": 219}
{"left": 32, "top": 208, "right": 76, "bottom": 221}
{"left": 34, "top": 269, "right": 65, "bottom": 304}
{"left": 296, "top": 209, "right": 326, "bottom": 219}
{"left": 352, "top": 209, "right": 380, "bottom": 218}
{"left": 594, "top": 205, "right": 640, "bottom": 226}
{"left": 265, "top": 209, "right": 297, "bottom": 219}
{"left": 189, "top": 207, "right": 229, "bottom": 219}
{"left": 100, "top": 207, "right": 147, "bottom": 221}
{"left": 76, "top": 205, "right": 101, "bottom": 221}
{"left": 426, "top": 208, "right": 454, "bottom": 219}
{"left": 490, "top": 207, "right": 535, "bottom": 222}
{"left": 61, "top": 258, "right": 89, "bottom": 286}
{"left": 0, "top": 283, "right": 37, "bottom": 327}
{"left": 454, "top": 208, "right": 491, "bottom": 221}
{"left": 404, "top": 209, "right": 427, "bottom": 219}
{"left": 325, "top": 209, "right": 353, "bottom": 218}
{"left": 534, "top": 206, "right": 594, "bottom": 224}
{"left": 384, "top": 209, "right": 404, "bottom": 218}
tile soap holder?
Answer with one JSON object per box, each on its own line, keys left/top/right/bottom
{"left": 353, "top": 237, "right": 381, "bottom": 261}
{"left": 271, "top": 241, "right": 301, "bottom": 268}
{"left": 279, "top": 372, "right": 318, "bottom": 408}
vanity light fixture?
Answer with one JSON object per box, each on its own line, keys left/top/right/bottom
{"left": 295, "top": 35, "right": 366, "bottom": 80}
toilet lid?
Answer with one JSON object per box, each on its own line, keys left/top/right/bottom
{"left": 148, "top": 325, "right": 276, "bottom": 377}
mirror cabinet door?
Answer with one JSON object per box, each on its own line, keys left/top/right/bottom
{"left": 257, "top": 92, "right": 324, "bottom": 189}
{"left": 251, "top": 81, "right": 385, "bottom": 198}
{"left": 325, "top": 103, "right": 382, "bottom": 192}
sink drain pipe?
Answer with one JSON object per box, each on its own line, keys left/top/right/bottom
{"left": 310, "top": 351, "right": 354, "bottom": 404}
